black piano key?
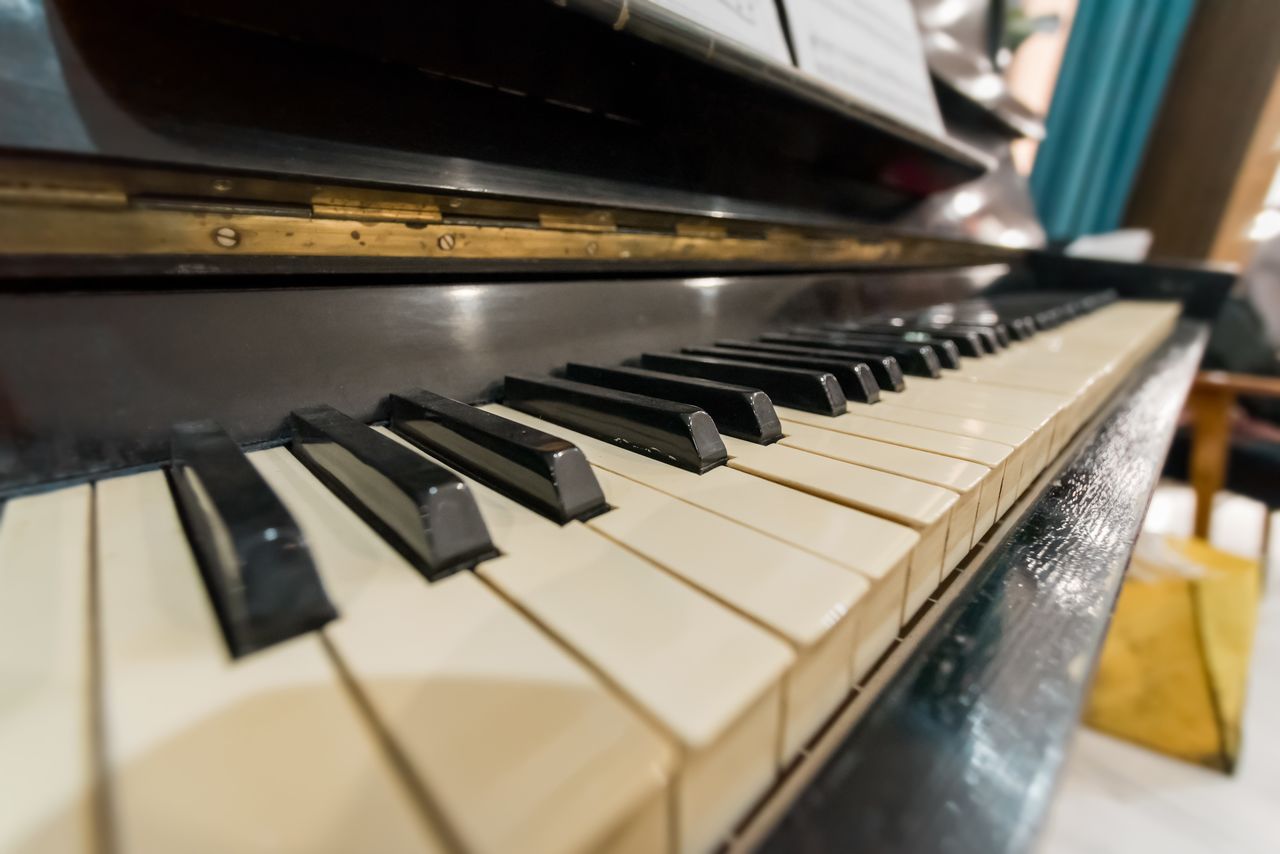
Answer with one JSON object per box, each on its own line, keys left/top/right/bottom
{"left": 564, "top": 362, "right": 782, "bottom": 444}
{"left": 502, "top": 374, "right": 727, "bottom": 474}
{"left": 793, "top": 328, "right": 961, "bottom": 370}
{"left": 289, "top": 404, "right": 497, "bottom": 581}
{"left": 715, "top": 340, "right": 906, "bottom": 392}
{"left": 390, "top": 389, "right": 607, "bottom": 524}
{"left": 928, "top": 319, "right": 1010, "bottom": 348}
{"left": 906, "top": 306, "right": 1018, "bottom": 344}
{"left": 759, "top": 333, "right": 942, "bottom": 378}
{"left": 827, "top": 323, "right": 987, "bottom": 357}
{"left": 169, "top": 420, "right": 337, "bottom": 658}
{"left": 681, "top": 345, "right": 879, "bottom": 404}
{"left": 939, "top": 324, "right": 1002, "bottom": 353}
{"left": 1006, "top": 317, "right": 1035, "bottom": 340}
{"left": 640, "top": 352, "right": 847, "bottom": 416}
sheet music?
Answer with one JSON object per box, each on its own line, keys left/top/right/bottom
{"left": 782, "top": 0, "right": 945, "bottom": 138}
{"left": 646, "top": 0, "right": 793, "bottom": 65}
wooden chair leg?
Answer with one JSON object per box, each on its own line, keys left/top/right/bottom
{"left": 1188, "top": 386, "right": 1235, "bottom": 539}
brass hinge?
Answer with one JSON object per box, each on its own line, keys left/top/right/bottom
{"left": 0, "top": 179, "right": 127, "bottom": 208}
{"left": 312, "top": 191, "right": 443, "bottom": 224}
{"left": 537, "top": 209, "right": 618, "bottom": 232}
{"left": 675, "top": 220, "right": 729, "bottom": 239}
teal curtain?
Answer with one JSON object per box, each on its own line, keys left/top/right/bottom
{"left": 1030, "top": 0, "right": 1196, "bottom": 240}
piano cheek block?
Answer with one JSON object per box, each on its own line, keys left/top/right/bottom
{"left": 169, "top": 420, "right": 337, "bottom": 657}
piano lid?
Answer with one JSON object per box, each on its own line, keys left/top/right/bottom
{"left": 3, "top": 0, "right": 987, "bottom": 230}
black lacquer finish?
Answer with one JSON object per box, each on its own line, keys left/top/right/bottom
{"left": 793, "top": 329, "right": 960, "bottom": 371}
{"left": 719, "top": 340, "right": 907, "bottom": 392}
{"left": 640, "top": 352, "right": 848, "bottom": 417}
{"left": 289, "top": 405, "right": 497, "bottom": 581}
{"left": 682, "top": 345, "right": 880, "bottom": 404}
{"left": 761, "top": 322, "right": 1208, "bottom": 854}
{"left": 390, "top": 389, "right": 607, "bottom": 524}
{"left": 761, "top": 333, "right": 943, "bottom": 378}
{"left": 169, "top": 420, "right": 336, "bottom": 658}
{"left": 502, "top": 375, "right": 727, "bottom": 474}
{"left": 0, "top": 264, "right": 1232, "bottom": 495}
{"left": 564, "top": 363, "right": 782, "bottom": 445}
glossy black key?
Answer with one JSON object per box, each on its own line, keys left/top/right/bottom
{"left": 793, "top": 328, "right": 961, "bottom": 370}
{"left": 759, "top": 333, "right": 942, "bottom": 378}
{"left": 290, "top": 404, "right": 497, "bottom": 581}
{"left": 716, "top": 340, "right": 906, "bottom": 392}
{"left": 681, "top": 345, "right": 880, "bottom": 404}
{"left": 640, "top": 352, "right": 847, "bottom": 416}
{"left": 390, "top": 389, "right": 607, "bottom": 524}
{"left": 564, "top": 363, "right": 782, "bottom": 444}
{"left": 908, "top": 306, "right": 1019, "bottom": 344}
{"left": 826, "top": 323, "right": 987, "bottom": 357}
{"left": 503, "top": 374, "right": 727, "bottom": 474}
{"left": 1005, "top": 317, "right": 1035, "bottom": 340}
{"left": 871, "top": 312, "right": 1006, "bottom": 351}
{"left": 936, "top": 324, "right": 1002, "bottom": 353}
{"left": 170, "top": 420, "right": 337, "bottom": 658}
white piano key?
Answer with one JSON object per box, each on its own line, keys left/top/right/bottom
{"left": 95, "top": 471, "right": 443, "bottom": 854}
{"left": 719, "top": 438, "right": 955, "bottom": 619}
{"left": 249, "top": 448, "right": 676, "bottom": 854}
{"left": 0, "top": 486, "right": 94, "bottom": 854}
{"left": 880, "top": 379, "right": 1063, "bottom": 483}
{"left": 378, "top": 427, "right": 795, "bottom": 854}
{"left": 481, "top": 407, "right": 918, "bottom": 679}
{"left": 776, "top": 406, "right": 1022, "bottom": 522}
{"left": 585, "top": 467, "right": 868, "bottom": 758}
{"left": 777, "top": 419, "right": 991, "bottom": 549}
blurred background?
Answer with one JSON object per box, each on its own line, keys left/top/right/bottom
{"left": 957, "top": 2, "right": 1280, "bottom": 851}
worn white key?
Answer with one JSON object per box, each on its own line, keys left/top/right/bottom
{"left": 846, "top": 396, "right": 1042, "bottom": 500}
{"left": 951, "top": 363, "right": 1098, "bottom": 434}
{"left": 719, "top": 438, "right": 956, "bottom": 619}
{"left": 96, "top": 471, "right": 442, "bottom": 854}
{"left": 379, "top": 428, "right": 793, "bottom": 854}
{"left": 778, "top": 419, "right": 991, "bottom": 550}
{"left": 250, "top": 448, "right": 676, "bottom": 854}
{"left": 586, "top": 467, "right": 868, "bottom": 758}
{"left": 881, "top": 379, "right": 1064, "bottom": 480}
{"left": 0, "top": 486, "right": 94, "bottom": 854}
{"left": 482, "top": 407, "right": 918, "bottom": 678}
{"left": 776, "top": 406, "right": 1021, "bottom": 522}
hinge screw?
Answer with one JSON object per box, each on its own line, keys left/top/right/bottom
{"left": 213, "top": 226, "right": 239, "bottom": 248}
{"left": 585, "top": 241, "right": 599, "bottom": 256}
{"left": 212, "top": 179, "right": 233, "bottom": 192}
{"left": 437, "top": 233, "right": 456, "bottom": 251}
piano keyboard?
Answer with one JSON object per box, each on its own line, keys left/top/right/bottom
{"left": 0, "top": 295, "right": 1180, "bottom": 854}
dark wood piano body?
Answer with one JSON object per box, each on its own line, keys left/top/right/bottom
{"left": 0, "top": 1, "right": 1233, "bottom": 851}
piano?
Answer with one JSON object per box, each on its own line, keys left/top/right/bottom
{"left": 0, "top": 2, "right": 1234, "bottom": 853}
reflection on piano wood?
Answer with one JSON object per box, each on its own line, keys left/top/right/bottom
{"left": 0, "top": 294, "right": 1182, "bottom": 854}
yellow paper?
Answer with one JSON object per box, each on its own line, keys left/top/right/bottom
{"left": 1085, "top": 535, "right": 1260, "bottom": 772}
